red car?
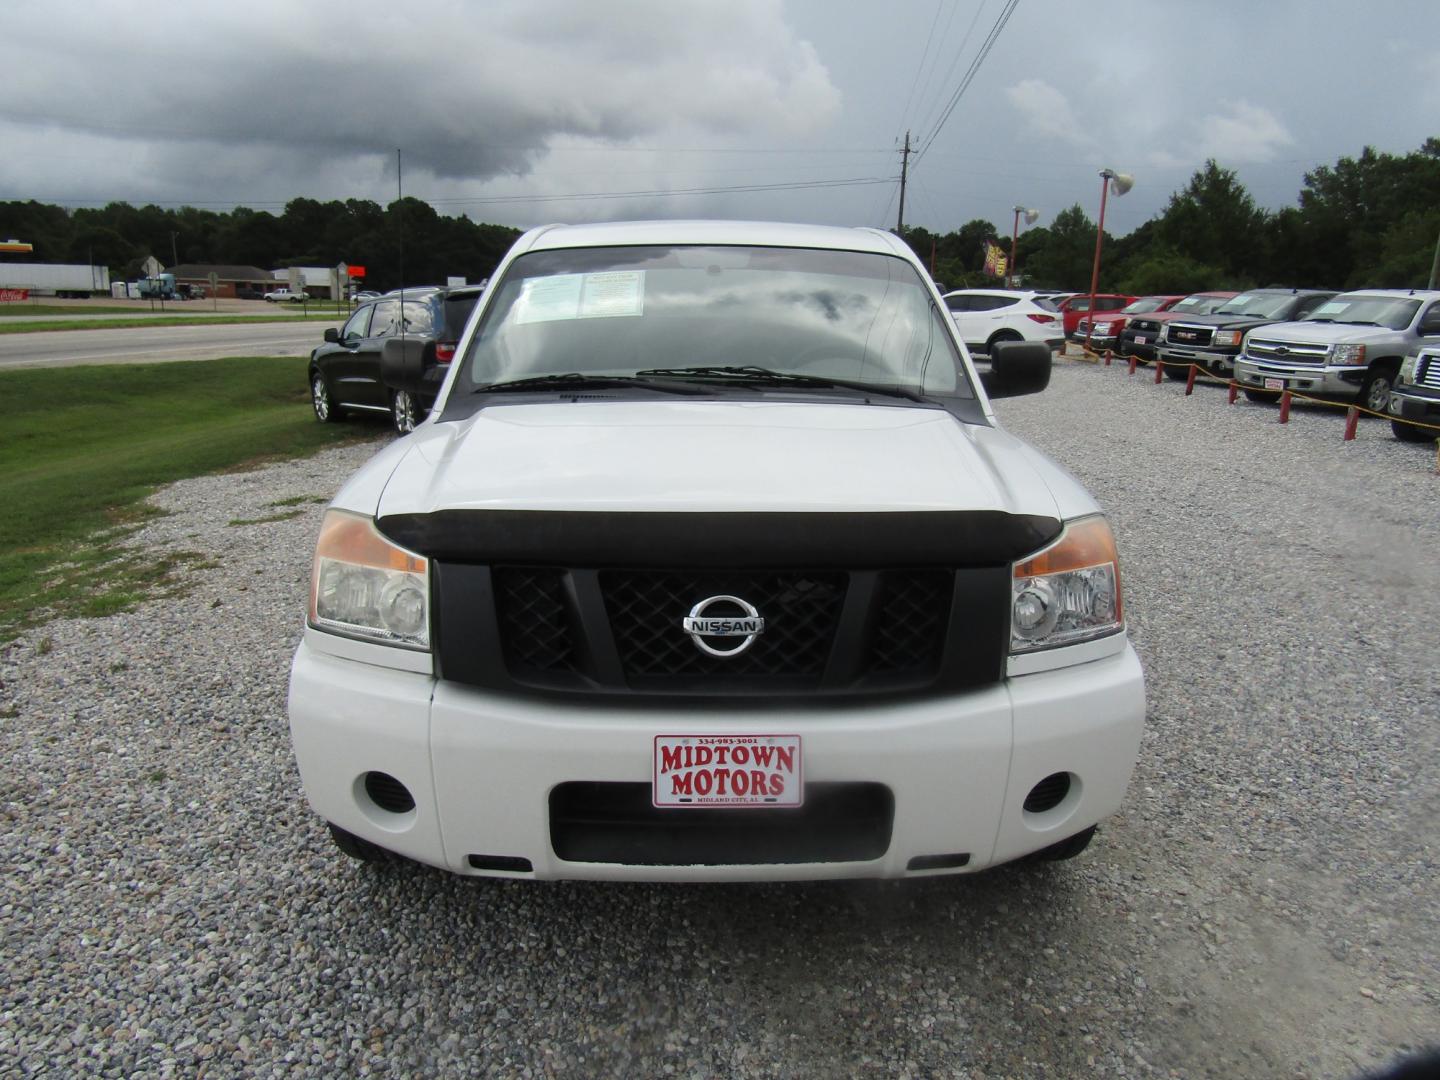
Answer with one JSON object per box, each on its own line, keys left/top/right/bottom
{"left": 1074, "top": 295, "right": 1185, "bottom": 350}
{"left": 1115, "top": 291, "right": 1240, "bottom": 361}
{"left": 1058, "top": 293, "right": 1137, "bottom": 339}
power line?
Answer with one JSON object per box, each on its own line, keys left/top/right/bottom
{"left": 912, "top": 0, "right": 989, "bottom": 141}
{"left": 914, "top": 0, "right": 1022, "bottom": 168}
{"left": 425, "top": 176, "right": 893, "bottom": 207}
{"left": 16, "top": 175, "right": 893, "bottom": 212}
{"left": 895, "top": 0, "right": 949, "bottom": 133}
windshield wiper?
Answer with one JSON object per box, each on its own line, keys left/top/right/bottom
{"left": 474, "top": 373, "right": 710, "bottom": 396}
{"left": 1306, "top": 317, "right": 1336, "bottom": 323}
{"left": 633, "top": 365, "right": 932, "bottom": 404}
{"left": 1340, "top": 320, "right": 1383, "bottom": 327}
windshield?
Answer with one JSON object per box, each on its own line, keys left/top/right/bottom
{"left": 457, "top": 245, "right": 970, "bottom": 398}
{"left": 1304, "top": 295, "right": 1420, "bottom": 330}
{"left": 1122, "top": 298, "right": 1167, "bottom": 314}
{"left": 1213, "top": 292, "right": 1296, "bottom": 319}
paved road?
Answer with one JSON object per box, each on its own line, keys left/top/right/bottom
{"left": 0, "top": 320, "right": 338, "bottom": 369}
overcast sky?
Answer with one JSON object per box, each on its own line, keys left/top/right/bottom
{"left": 4, "top": 0, "right": 1438, "bottom": 239}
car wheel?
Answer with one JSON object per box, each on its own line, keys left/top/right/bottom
{"left": 1164, "top": 364, "right": 1190, "bottom": 381}
{"left": 1359, "top": 367, "right": 1395, "bottom": 414}
{"left": 985, "top": 330, "right": 1022, "bottom": 356}
{"left": 311, "top": 370, "right": 341, "bottom": 423}
{"left": 391, "top": 389, "right": 423, "bottom": 435}
{"left": 1243, "top": 387, "right": 1279, "bottom": 403}
{"left": 1029, "top": 825, "right": 1097, "bottom": 862}
{"left": 327, "top": 823, "right": 391, "bottom": 864}
{"left": 1391, "top": 418, "right": 1435, "bottom": 443}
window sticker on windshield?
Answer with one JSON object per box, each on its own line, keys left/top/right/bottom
{"left": 1311, "top": 301, "right": 1346, "bottom": 317}
{"left": 515, "top": 271, "right": 645, "bottom": 324}
{"left": 515, "top": 274, "right": 585, "bottom": 324}
{"left": 579, "top": 271, "right": 645, "bottom": 318}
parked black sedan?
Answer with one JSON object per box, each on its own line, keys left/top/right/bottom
{"left": 308, "top": 285, "right": 485, "bottom": 433}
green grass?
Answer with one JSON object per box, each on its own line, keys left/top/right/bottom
{"left": 0, "top": 304, "right": 151, "bottom": 317}
{"left": 227, "top": 509, "right": 305, "bottom": 527}
{"left": 0, "top": 356, "right": 379, "bottom": 639}
{"left": 0, "top": 312, "right": 344, "bottom": 334}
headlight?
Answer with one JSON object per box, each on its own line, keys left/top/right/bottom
{"left": 1011, "top": 516, "right": 1123, "bottom": 654}
{"left": 1330, "top": 343, "right": 1366, "bottom": 366}
{"left": 308, "top": 509, "right": 430, "bottom": 649}
{"left": 1211, "top": 330, "right": 1243, "bottom": 348}
{"left": 1400, "top": 355, "right": 1418, "bottom": 382}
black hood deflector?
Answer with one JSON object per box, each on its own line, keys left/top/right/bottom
{"left": 376, "top": 509, "right": 1062, "bottom": 568}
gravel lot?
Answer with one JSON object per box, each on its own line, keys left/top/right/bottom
{"left": 2, "top": 362, "right": 1436, "bottom": 1078}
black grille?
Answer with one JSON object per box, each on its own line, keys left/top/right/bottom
{"left": 869, "top": 571, "right": 950, "bottom": 675}
{"left": 549, "top": 781, "right": 893, "bottom": 865}
{"left": 441, "top": 563, "right": 1006, "bottom": 698}
{"left": 1167, "top": 325, "right": 1214, "bottom": 347}
{"left": 495, "top": 567, "right": 579, "bottom": 674}
{"left": 603, "top": 571, "right": 844, "bottom": 681}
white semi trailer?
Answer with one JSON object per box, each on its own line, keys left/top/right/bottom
{"left": 0, "top": 262, "right": 112, "bottom": 299}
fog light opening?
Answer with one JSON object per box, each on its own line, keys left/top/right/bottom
{"left": 1023, "top": 772, "right": 1072, "bottom": 815}
{"left": 363, "top": 771, "right": 416, "bottom": 815}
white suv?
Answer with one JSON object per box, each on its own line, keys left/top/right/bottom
{"left": 942, "top": 289, "right": 1065, "bottom": 356}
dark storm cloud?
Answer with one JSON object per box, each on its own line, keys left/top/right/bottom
{"left": 3, "top": 0, "right": 839, "bottom": 195}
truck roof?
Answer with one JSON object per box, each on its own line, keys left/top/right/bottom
{"left": 516, "top": 220, "right": 910, "bottom": 259}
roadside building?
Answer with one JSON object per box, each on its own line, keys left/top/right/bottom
{"left": 168, "top": 264, "right": 275, "bottom": 300}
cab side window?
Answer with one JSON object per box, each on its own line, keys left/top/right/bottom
{"left": 341, "top": 306, "right": 372, "bottom": 341}
{"left": 370, "top": 300, "right": 401, "bottom": 337}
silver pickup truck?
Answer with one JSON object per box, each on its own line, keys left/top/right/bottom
{"left": 1232, "top": 289, "right": 1440, "bottom": 410}
{"left": 1389, "top": 345, "right": 1440, "bottom": 442}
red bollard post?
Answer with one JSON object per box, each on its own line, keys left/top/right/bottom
{"left": 1128, "top": 355, "right": 1137, "bottom": 375}
{"left": 1343, "top": 406, "right": 1359, "bottom": 441}
{"left": 1104, "top": 349, "right": 1112, "bottom": 367}
{"left": 1154, "top": 360, "right": 1163, "bottom": 385}
{"left": 1185, "top": 364, "right": 1197, "bottom": 396}
{"left": 1227, "top": 381, "right": 1238, "bottom": 405}
{"left": 1279, "top": 390, "right": 1291, "bottom": 424}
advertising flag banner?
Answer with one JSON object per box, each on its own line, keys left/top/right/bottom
{"left": 983, "top": 242, "right": 1008, "bottom": 279}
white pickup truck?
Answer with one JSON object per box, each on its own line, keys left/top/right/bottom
{"left": 287, "top": 221, "right": 1145, "bottom": 882}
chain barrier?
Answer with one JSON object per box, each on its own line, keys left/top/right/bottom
{"left": 1066, "top": 342, "right": 1440, "bottom": 473}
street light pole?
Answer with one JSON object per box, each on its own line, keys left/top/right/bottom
{"left": 1086, "top": 169, "right": 1131, "bottom": 351}
{"left": 1010, "top": 206, "right": 1037, "bottom": 289}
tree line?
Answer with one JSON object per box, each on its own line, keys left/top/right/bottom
{"left": 903, "top": 136, "right": 1440, "bottom": 294}
{"left": 0, "top": 136, "right": 1435, "bottom": 295}
{"left": 0, "top": 197, "right": 522, "bottom": 292}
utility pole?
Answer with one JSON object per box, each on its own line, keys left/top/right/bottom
{"left": 1429, "top": 224, "right": 1440, "bottom": 290}
{"left": 896, "top": 131, "right": 912, "bottom": 234}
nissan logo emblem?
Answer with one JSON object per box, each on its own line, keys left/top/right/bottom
{"left": 681, "top": 595, "right": 766, "bottom": 658}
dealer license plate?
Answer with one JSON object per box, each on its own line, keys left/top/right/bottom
{"left": 1134, "top": 335, "right": 1148, "bottom": 344}
{"left": 1264, "top": 377, "right": 1285, "bottom": 390}
{"left": 653, "top": 734, "right": 803, "bottom": 808}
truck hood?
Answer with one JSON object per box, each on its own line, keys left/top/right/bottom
{"left": 364, "top": 400, "right": 1075, "bottom": 520}
{"left": 1246, "top": 321, "right": 1401, "bottom": 346}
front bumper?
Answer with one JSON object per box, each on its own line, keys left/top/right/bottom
{"left": 1389, "top": 386, "right": 1440, "bottom": 425}
{"left": 1233, "top": 356, "right": 1366, "bottom": 397}
{"left": 1156, "top": 344, "right": 1241, "bottom": 374}
{"left": 288, "top": 631, "right": 1145, "bottom": 881}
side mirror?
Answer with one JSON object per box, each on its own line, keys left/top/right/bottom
{"left": 323, "top": 327, "right": 340, "bottom": 344}
{"left": 981, "top": 340, "right": 1051, "bottom": 399}
{"left": 1419, "top": 315, "right": 1440, "bottom": 335}
{"left": 381, "top": 336, "right": 437, "bottom": 392}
